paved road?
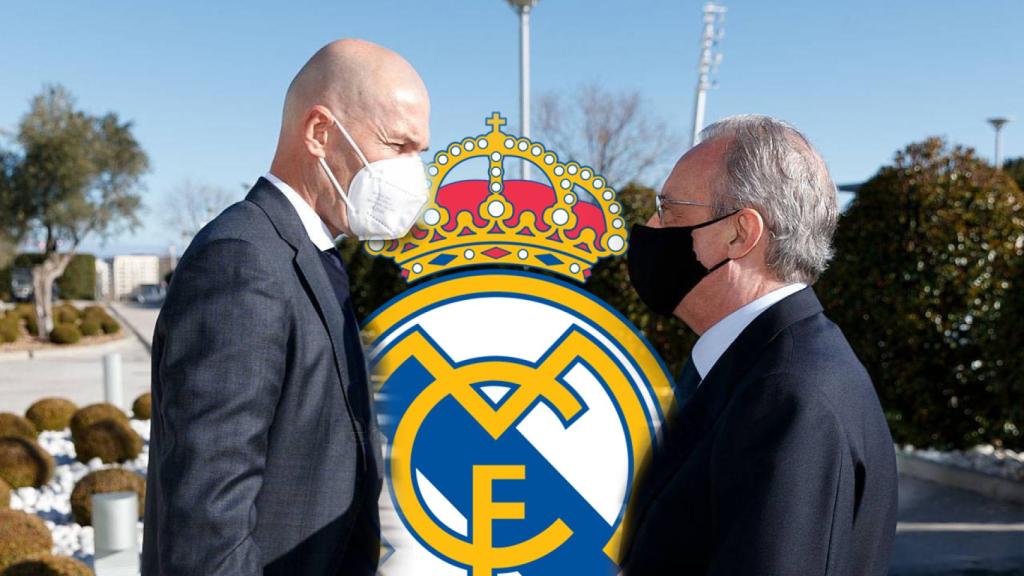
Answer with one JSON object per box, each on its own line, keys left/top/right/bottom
{"left": 892, "top": 476, "right": 1024, "bottom": 575}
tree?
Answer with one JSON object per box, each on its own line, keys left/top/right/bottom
{"left": 0, "top": 86, "right": 148, "bottom": 336}
{"left": 162, "top": 179, "right": 237, "bottom": 244}
{"left": 818, "top": 137, "right": 1024, "bottom": 449}
{"left": 535, "top": 84, "right": 680, "bottom": 189}
{"left": 1004, "top": 156, "right": 1024, "bottom": 191}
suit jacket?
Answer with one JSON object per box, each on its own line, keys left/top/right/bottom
{"left": 142, "top": 178, "right": 382, "bottom": 575}
{"left": 622, "top": 288, "right": 897, "bottom": 575}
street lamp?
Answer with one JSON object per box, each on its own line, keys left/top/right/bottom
{"left": 507, "top": 0, "right": 539, "bottom": 180}
{"left": 987, "top": 117, "right": 1011, "bottom": 170}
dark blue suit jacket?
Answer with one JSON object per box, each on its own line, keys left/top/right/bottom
{"left": 622, "top": 288, "right": 897, "bottom": 575}
{"left": 142, "top": 178, "right": 381, "bottom": 575}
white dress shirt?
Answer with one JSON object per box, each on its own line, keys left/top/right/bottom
{"left": 690, "top": 283, "right": 807, "bottom": 380}
{"left": 264, "top": 173, "right": 337, "bottom": 251}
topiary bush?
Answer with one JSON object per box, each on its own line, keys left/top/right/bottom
{"left": 0, "top": 437, "right": 54, "bottom": 488}
{"left": 49, "top": 324, "right": 81, "bottom": 345}
{"left": 1, "top": 554, "right": 93, "bottom": 576}
{"left": 0, "top": 478, "right": 10, "bottom": 508}
{"left": 78, "top": 320, "right": 101, "bottom": 337}
{"left": 73, "top": 419, "right": 143, "bottom": 464}
{"left": 818, "top": 137, "right": 1024, "bottom": 450}
{"left": 54, "top": 304, "right": 79, "bottom": 325}
{"left": 99, "top": 316, "right": 120, "bottom": 335}
{"left": 132, "top": 393, "right": 151, "bottom": 420}
{"left": 25, "top": 398, "right": 78, "bottom": 432}
{"left": 0, "top": 316, "right": 18, "bottom": 344}
{"left": 0, "top": 510, "right": 52, "bottom": 572}
{"left": 70, "top": 468, "right": 146, "bottom": 526}
{"left": 69, "top": 403, "right": 128, "bottom": 442}
{"left": 0, "top": 414, "right": 36, "bottom": 441}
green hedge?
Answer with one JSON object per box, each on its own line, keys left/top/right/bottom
{"left": 818, "top": 138, "right": 1024, "bottom": 450}
{"left": 0, "top": 253, "right": 96, "bottom": 302}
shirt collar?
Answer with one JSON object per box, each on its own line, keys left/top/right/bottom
{"left": 264, "top": 172, "right": 337, "bottom": 251}
{"left": 690, "top": 283, "right": 807, "bottom": 379}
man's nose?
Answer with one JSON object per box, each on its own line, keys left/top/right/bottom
{"left": 645, "top": 213, "right": 661, "bottom": 228}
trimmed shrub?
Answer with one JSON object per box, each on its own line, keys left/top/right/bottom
{"left": 0, "top": 414, "right": 36, "bottom": 441}
{"left": 79, "top": 320, "right": 101, "bottom": 337}
{"left": 25, "top": 399, "right": 78, "bottom": 432}
{"left": 70, "top": 468, "right": 146, "bottom": 526}
{"left": 99, "top": 316, "right": 120, "bottom": 335}
{"left": 819, "top": 138, "right": 1024, "bottom": 449}
{"left": 0, "top": 325, "right": 17, "bottom": 344}
{"left": 1, "top": 554, "right": 94, "bottom": 576}
{"left": 69, "top": 404, "right": 128, "bottom": 442}
{"left": 132, "top": 393, "right": 152, "bottom": 420}
{"left": 0, "top": 438, "right": 54, "bottom": 488}
{"left": 0, "top": 478, "right": 10, "bottom": 508}
{"left": 73, "top": 419, "right": 142, "bottom": 464}
{"left": 49, "top": 324, "right": 81, "bottom": 345}
{"left": 0, "top": 510, "right": 53, "bottom": 571}
{"left": 54, "top": 304, "right": 79, "bottom": 325}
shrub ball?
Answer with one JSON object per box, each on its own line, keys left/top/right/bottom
{"left": 73, "top": 419, "right": 143, "bottom": 464}
{"left": 0, "top": 509, "right": 52, "bottom": 571}
{"left": 0, "top": 438, "right": 54, "bottom": 489}
{"left": 0, "top": 414, "right": 36, "bottom": 441}
{"left": 99, "top": 317, "right": 120, "bottom": 335}
{"left": 69, "top": 404, "right": 128, "bottom": 442}
{"left": 25, "top": 399, "right": 78, "bottom": 432}
{"left": 49, "top": 324, "right": 81, "bottom": 345}
{"left": 54, "top": 305, "right": 80, "bottom": 325}
{"left": 1, "top": 554, "right": 94, "bottom": 576}
{"left": 132, "top": 393, "right": 152, "bottom": 420}
{"left": 79, "top": 320, "right": 101, "bottom": 337}
{"left": 70, "top": 468, "right": 146, "bottom": 526}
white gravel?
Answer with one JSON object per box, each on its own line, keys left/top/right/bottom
{"left": 8, "top": 419, "right": 150, "bottom": 567}
{"left": 899, "top": 443, "right": 1024, "bottom": 482}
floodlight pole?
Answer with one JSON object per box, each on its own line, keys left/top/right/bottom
{"left": 508, "top": 0, "right": 539, "bottom": 180}
{"left": 691, "top": 2, "right": 726, "bottom": 147}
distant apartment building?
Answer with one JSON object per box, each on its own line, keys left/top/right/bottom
{"left": 94, "top": 258, "right": 111, "bottom": 301}
{"left": 111, "top": 255, "right": 160, "bottom": 301}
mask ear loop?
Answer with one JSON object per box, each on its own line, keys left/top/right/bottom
{"left": 318, "top": 156, "right": 356, "bottom": 213}
{"left": 332, "top": 118, "right": 372, "bottom": 168}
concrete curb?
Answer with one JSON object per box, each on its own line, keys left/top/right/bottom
{"left": 104, "top": 303, "right": 152, "bottom": 354}
{"left": 897, "top": 452, "right": 1024, "bottom": 505}
{"left": 0, "top": 333, "right": 133, "bottom": 363}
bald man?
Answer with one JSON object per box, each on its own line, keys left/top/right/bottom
{"left": 142, "top": 39, "right": 430, "bottom": 575}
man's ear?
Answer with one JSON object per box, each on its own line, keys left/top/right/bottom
{"left": 304, "top": 105, "right": 334, "bottom": 159}
{"left": 728, "top": 208, "right": 765, "bottom": 260}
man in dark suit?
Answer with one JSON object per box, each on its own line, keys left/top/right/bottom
{"left": 142, "top": 39, "right": 430, "bottom": 575}
{"left": 623, "top": 115, "right": 897, "bottom": 575}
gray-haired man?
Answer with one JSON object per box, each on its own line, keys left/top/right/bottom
{"left": 622, "top": 115, "right": 897, "bottom": 575}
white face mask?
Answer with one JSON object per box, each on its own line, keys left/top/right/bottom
{"left": 318, "top": 117, "right": 429, "bottom": 241}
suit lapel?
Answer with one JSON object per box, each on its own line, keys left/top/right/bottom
{"left": 245, "top": 179, "right": 355, "bottom": 405}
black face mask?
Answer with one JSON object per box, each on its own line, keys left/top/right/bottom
{"left": 626, "top": 211, "right": 738, "bottom": 316}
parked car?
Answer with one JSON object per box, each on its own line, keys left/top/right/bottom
{"left": 10, "top": 267, "right": 60, "bottom": 302}
{"left": 132, "top": 284, "right": 166, "bottom": 305}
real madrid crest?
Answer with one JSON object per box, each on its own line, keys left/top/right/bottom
{"left": 364, "top": 114, "right": 675, "bottom": 575}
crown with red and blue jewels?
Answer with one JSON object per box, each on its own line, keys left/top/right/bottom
{"left": 365, "top": 113, "right": 627, "bottom": 282}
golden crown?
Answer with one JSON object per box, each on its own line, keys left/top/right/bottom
{"left": 365, "top": 113, "right": 627, "bottom": 282}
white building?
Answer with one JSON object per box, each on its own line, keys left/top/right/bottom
{"left": 111, "top": 255, "right": 160, "bottom": 301}
{"left": 94, "top": 258, "right": 111, "bottom": 301}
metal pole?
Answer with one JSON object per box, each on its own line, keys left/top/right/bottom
{"left": 519, "top": 5, "right": 531, "bottom": 180}
{"left": 988, "top": 117, "right": 1011, "bottom": 170}
{"left": 104, "top": 352, "right": 124, "bottom": 410}
{"left": 690, "top": 3, "right": 726, "bottom": 147}
{"left": 93, "top": 491, "right": 140, "bottom": 576}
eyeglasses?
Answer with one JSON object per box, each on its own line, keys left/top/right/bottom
{"left": 655, "top": 194, "right": 712, "bottom": 225}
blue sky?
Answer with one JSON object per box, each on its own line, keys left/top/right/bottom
{"left": 1, "top": 0, "right": 1021, "bottom": 257}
